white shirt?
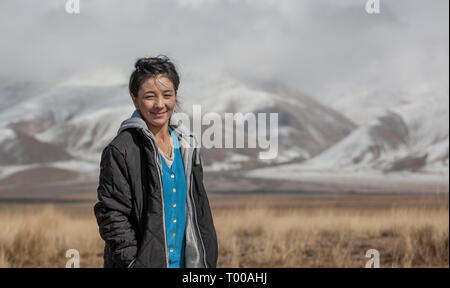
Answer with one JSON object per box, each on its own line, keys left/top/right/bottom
{"left": 159, "top": 134, "right": 174, "bottom": 169}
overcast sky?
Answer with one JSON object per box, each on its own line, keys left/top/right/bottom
{"left": 0, "top": 0, "right": 448, "bottom": 104}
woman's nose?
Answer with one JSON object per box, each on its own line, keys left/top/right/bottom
{"left": 155, "top": 97, "right": 164, "bottom": 108}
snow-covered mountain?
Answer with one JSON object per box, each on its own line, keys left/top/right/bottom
{"left": 0, "top": 79, "right": 134, "bottom": 182}
{"left": 0, "top": 74, "right": 356, "bottom": 184}
{"left": 298, "top": 102, "right": 448, "bottom": 173}
{"left": 180, "top": 77, "right": 357, "bottom": 170}
{"left": 245, "top": 91, "right": 449, "bottom": 182}
{"left": 0, "top": 74, "right": 448, "bottom": 186}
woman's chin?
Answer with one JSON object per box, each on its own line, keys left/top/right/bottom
{"left": 148, "top": 117, "right": 168, "bottom": 127}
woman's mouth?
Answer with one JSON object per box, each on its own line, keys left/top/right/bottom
{"left": 151, "top": 111, "right": 166, "bottom": 118}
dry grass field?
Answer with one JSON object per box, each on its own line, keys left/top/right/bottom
{"left": 0, "top": 193, "right": 448, "bottom": 268}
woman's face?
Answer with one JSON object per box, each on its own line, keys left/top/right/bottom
{"left": 132, "top": 75, "right": 176, "bottom": 130}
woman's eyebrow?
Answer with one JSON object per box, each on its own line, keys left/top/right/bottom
{"left": 144, "top": 89, "right": 173, "bottom": 94}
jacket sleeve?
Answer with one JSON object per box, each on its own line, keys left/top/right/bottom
{"left": 94, "top": 144, "right": 138, "bottom": 268}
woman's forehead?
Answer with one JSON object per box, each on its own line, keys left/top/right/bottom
{"left": 140, "top": 75, "right": 174, "bottom": 92}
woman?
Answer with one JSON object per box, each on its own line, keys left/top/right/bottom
{"left": 94, "top": 55, "right": 218, "bottom": 268}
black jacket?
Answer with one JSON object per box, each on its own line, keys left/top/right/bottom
{"left": 94, "top": 112, "right": 218, "bottom": 268}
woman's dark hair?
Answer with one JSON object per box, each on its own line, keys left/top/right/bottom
{"left": 129, "top": 55, "right": 180, "bottom": 98}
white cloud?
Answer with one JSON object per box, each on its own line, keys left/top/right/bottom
{"left": 0, "top": 0, "right": 447, "bottom": 106}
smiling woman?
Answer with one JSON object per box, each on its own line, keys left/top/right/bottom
{"left": 93, "top": 55, "right": 218, "bottom": 268}
{"left": 129, "top": 57, "right": 180, "bottom": 129}
{"left": 129, "top": 57, "right": 180, "bottom": 157}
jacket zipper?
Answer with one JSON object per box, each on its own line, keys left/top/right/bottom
{"left": 156, "top": 156, "right": 170, "bottom": 268}
{"left": 189, "top": 149, "right": 208, "bottom": 268}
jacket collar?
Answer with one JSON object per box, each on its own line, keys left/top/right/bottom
{"left": 117, "top": 109, "right": 201, "bottom": 165}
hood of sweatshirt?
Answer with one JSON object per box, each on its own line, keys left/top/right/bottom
{"left": 117, "top": 109, "right": 201, "bottom": 168}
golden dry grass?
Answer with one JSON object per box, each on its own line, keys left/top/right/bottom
{"left": 0, "top": 204, "right": 103, "bottom": 268}
{"left": 0, "top": 194, "right": 448, "bottom": 268}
